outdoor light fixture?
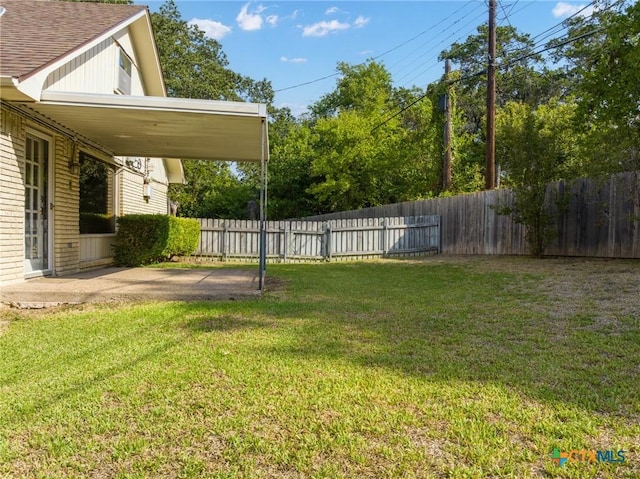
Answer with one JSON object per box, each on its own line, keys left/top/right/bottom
{"left": 68, "top": 158, "right": 80, "bottom": 175}
{"left": 143, "top": 178, "right": 152, "bottom": 202}
{"left": 68, "top": 138, "right": 80, "bottom": 174}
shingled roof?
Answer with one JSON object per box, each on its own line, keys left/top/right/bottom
{"left": 0, "top": 0, "right": 146, "bottom": 81}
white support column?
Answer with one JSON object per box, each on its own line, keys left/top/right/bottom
{"left": 258, "top": 118, "right": 267, "bottom": 291}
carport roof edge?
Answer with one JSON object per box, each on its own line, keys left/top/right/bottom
{"left": 24, "top": 91, "right": 269, "bottom": 162}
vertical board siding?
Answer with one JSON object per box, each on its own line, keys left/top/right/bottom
{"left": 195, "top": 217, "right": 440, "bottom": 262}
{"left": 79, "top": 234, "right": 116, "bottom": 262}
{"left": 302, "top": 172, "right": 640, "bottom": 258}
{"left": 43, "top": 34, "right": 145, "bottom": 96}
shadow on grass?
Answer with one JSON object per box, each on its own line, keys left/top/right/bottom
{"left": 179, "top": 260, "right": 640, "bottom": 418}
{"left": 184, "top": 315, "right": 267, "bottom": 333}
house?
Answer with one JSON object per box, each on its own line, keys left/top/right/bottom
{"left": 0, "top": 0, "right": 269, "bottom": 287}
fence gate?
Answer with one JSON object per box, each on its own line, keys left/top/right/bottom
{"left": 196, "top": 216, "right": 440, "bottom": 262}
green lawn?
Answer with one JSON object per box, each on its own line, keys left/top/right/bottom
{"left": 1, "top": 257, "right": 638, "bottom": 478}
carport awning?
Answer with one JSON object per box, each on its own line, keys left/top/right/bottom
{"left": 25, "top": 91, "right": 269, "bottom": 162}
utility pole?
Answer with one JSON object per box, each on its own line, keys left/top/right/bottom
{"left": 442, "top": 58, "right": 452, "bottom": 191}
{"left": 485, "top": 0, "right": 496, "bottom": 190}
{"left": 443, "top": 59, "right": 452, "bottom": 191}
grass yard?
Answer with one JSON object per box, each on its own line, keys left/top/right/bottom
{"left": 0, "top": 256, "right": 638, "bottom": 478}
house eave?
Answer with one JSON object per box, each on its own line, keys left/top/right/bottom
{"left": 13, "top": 9, "right": 162, "bottom": 101}
{"left": 0, "top": 76, "right": 37, "bottom": 101}
{"left": 164, "top": 158, "right": 186, "bottom": 184}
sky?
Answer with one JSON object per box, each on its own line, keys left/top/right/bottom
{"left": 136, "top": 1, "right": 596, "bottom": 115}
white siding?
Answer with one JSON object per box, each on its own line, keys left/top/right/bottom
{"left": 113, "top": 30, "right": 145, "bottom": 96}
{"left": 0, "top": 107, "right": 26, "bottom": 284}
{"left": 79, "top": 234, "right": 116, "bottom": 270}
{"left": 43, "top": 31, "right": 145, "bottom": 96}
{"left": 119, "top": 169, "right": 169, "bottom": 215}
{"left": 53, "top": 135, "right": 80, "bottom": 276}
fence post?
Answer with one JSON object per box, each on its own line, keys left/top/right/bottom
{"left": 324, "top": 222, "right": 332, "bottom": 262}
{"left": 223, "top": 221, "right": 229, "bottom": 262}
{"left": 382, "top": 218, "right": 388, "bottom": 257}
{"left": 283, "top": 222, "right": 289, "bottom": 263}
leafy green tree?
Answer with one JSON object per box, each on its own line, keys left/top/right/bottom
{"left": 390, "top": 86, "right": 444, "bottom": 198}
{"left": 551, "top": 0, "right": 640, "bottom": 174}
{"left": 149, "top": 1, "right": 274, "bottom": 217}
{"left": 310, "top": 62, "right": 393, "bottom": 118}
{"left": 306, "top": 61, "right": 445, "bottom": 212}
{"left": 151, "top": 0, "right": 272, "bottom": 104}
{"left": 496, "top": 100, "right": 582, "bottom": 256}
{"left": 439, "top": 25, "right": 570, "bottom": 191}
{"left": 170, "top": 160, "right": 256, "bottom": 218}
{"left": 265, "top": 108, "right": 317, "bottom": 219}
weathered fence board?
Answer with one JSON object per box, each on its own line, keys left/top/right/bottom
{"left": 303, "top": 172, "right": 640, "bottom": 258}
{"left": 195, "top": 216, "right": 440, "bottom": 262}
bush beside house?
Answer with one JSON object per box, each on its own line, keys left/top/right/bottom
{"left": 114, "top": 215, "right": 200, "bottom": 266}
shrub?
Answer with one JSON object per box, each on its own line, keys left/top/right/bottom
{"left": 114, "top": 215, "right": 200, "bottom": 266}
{"left": 79, "top": 213, "right": 115, "bottom": 234}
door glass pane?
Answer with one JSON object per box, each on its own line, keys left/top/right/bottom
{"left": 24, "top": 135, "right": 50, "bottom": 273}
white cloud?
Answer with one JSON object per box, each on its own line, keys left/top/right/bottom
{"left": 280, "top": 56, "right": 308, "bottom": 64}
{"left": 353, "top": 15, "right": 370, "bottom": 28}
{"left": 325, "top": 6, "right": 340, "bottom": 15}
{"left": 552, "top": 2, "right": 594, "bottom": 18}
{"left": 359, "top": 49, "right": 374, "bottom": 56}
{"left": 266, "top": 14, "right": 279, "bottom": 26}
{"left": 303, "top": 19, "right": 350, "bottom": 37}
{"left": 236, "top": 3, "right": 264, "bottom": 31}
{"left": 189, "top": 18, "right": 232, "bottom": 40}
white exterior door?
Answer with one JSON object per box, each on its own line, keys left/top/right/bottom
{"left": 24, "top": 134, "right": 52, "bottom": 276}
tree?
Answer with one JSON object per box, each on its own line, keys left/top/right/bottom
{"left": 310, "top": 61, "right": 393, "bottom": 118}
{"left": 265, "top": 108, "right": 317, "bottom": 219}
{"left": 149, "top": 1, "right": 274, "bottom": 217}
{"left": 496, "top": 100, "right": 582, "bottom": 256}
{"left": 151, "top": 0, "right": 272, "bottom": 103}
{"left": 551, "top": 0, "right": 640, "bottom": 174}
{"left": 305, "top": 61, "right": 446, "bottom": 212}
{"left": 439, "top": 25, "right": 570, "bottom": 191}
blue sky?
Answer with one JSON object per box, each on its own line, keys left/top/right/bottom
{"left": 138, "top": 1, "right": 595, "bottom": 114}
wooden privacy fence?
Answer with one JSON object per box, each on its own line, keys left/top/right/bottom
{"left": 303, "top": 172, "right": 640, "bottom": 259}
{"left": 195, "top": 216, "right": 440, "bottom": 261}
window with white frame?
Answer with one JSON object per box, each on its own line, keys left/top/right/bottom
{"left": 116, "top": 47, "right": 132, "bottom": 95}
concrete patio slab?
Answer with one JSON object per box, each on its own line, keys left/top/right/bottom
{"left": 0, "top": 267, "right": 261, "bottom": 307}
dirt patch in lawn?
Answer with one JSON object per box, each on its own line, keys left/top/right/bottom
{"left": 424, "top": 255, "right": 640, "bottom": 321}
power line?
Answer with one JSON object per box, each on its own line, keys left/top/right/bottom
{"left": 274, "top": 1, "right": 482, "bottom": 94}
{"left": 370, "top": 25, "right": 604, "bottom": 133}
{"left": 392, "top": 7, "right": 487, "bottom": 87}
{"left": 500, "top": 0, "right": 624, "bottom": 60}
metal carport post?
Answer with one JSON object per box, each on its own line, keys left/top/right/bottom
{"left": 258, "top": 117, "right": 268, "bottom": 291}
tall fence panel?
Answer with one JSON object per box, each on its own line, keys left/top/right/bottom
{"left": 302, "top": 172, "right": 640, "bottom": 259}
{"left": 195, "top": 216, "right": 440, "bottom": 262}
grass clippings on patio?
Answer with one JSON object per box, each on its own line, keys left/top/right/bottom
{"left": 0, "top": 256, "right": 638, "bottom": 478}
